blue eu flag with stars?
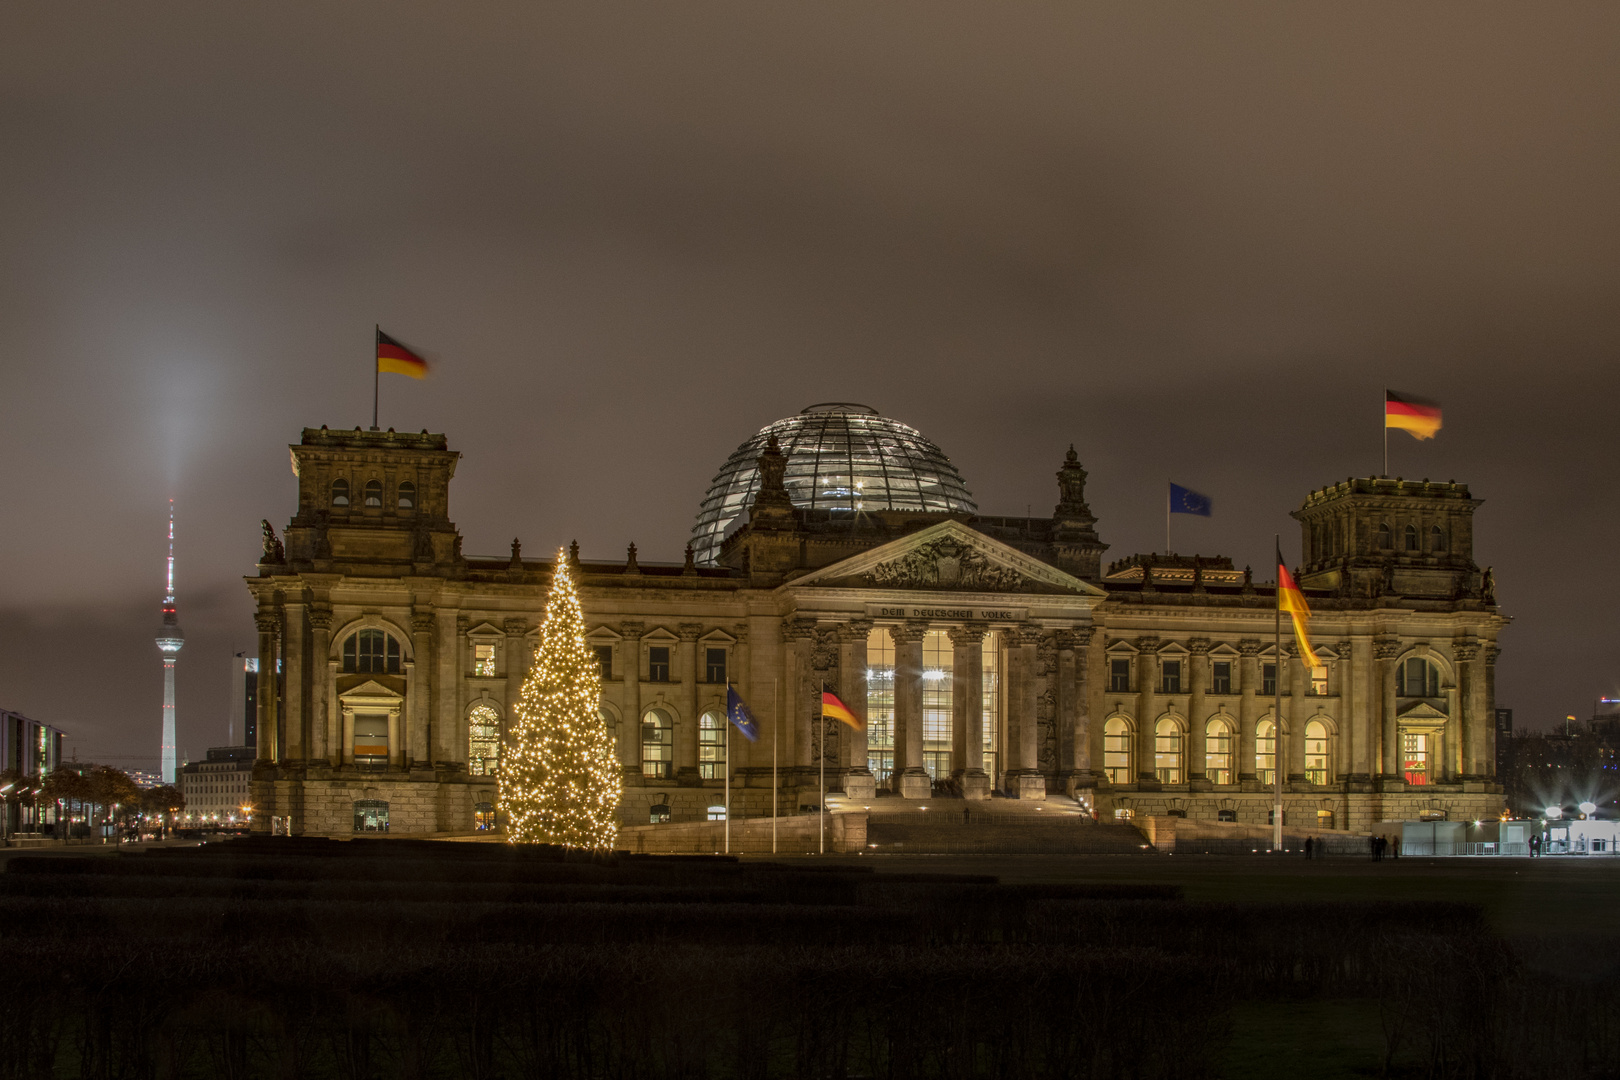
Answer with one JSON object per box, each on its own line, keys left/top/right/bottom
{"left": 725, "top": 685, "right": 760, "bottom": 742}
{"left": 1169, "top": 483, "right": 1213, "bottom": 516}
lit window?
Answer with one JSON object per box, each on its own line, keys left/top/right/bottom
{"left": 398, "top": 481, "right": 415, "bottom": 510}
{"left": 649, "top": 801, "right": 671, "bottom": 824}
{"left": 1205, "top": 719, "right": 1233, "bottom": 784}
{"left": 1109, "top": 658, "right": 1131, "bottom": 693}
{"left": 982, "top": 632, "right": 1000, "bottom": 780}
{"left": 1397, "top": 658, "right": 1440, "bottom": 697}
{"left": 699, "top": 711, "right": 726, "bottom": 779}
{"left": 353, "top": 799, "right": 388, "bottom": 832}
{"left": 331, "top": 478, "right": 350, "bottom": 507}
{"left": 1103, "top": 717, "right": 1132, "bottom": 783}
{"left": 474, "top": 801, "right": 496, "bottom": 831}
{"left": 1316, "top": 809, "right": 1334, "bottom": 829}
{"left": 1305, "top": 720, "right": 1328, "bottom": 784}
{"left": 1402, "top": 731, "right": 1429, "bottom": 785}
{"left": 342, "top": 629, "right": 401, "bottom": 674}
{"left": 468, "top": 704, "right": 500, "bottom": 776}
{"left": 648, "top": 647, "right": 670, "bottom": 683}
{"left": 706, "top": 648, "right": 727, "bottom": 684}
{"left": 641, "top": 709, "right": 673, "bottom": 779}
{"left": 921, "top": 630, "right": 953, "bottom": 779}
{"left": 1309, "top": 666, "right": 1328, "bottom": 696}
{"left": 1160, "top": 660, "right": 1182, "bottom": 694}
{"left": 707, "top": 805, "right": 727, "bottom": 821}
{"left": 473, "top": 643, "right": 497, "bottom": 677}
{"left": 1256, "top": 719, "right": 1276, "bottom": 786}
{"left": 1210, "top": 661, "right": 1233, "bottom": 695}
{"left": 866, "top": 628, "right": 894, "bottom": 783}
{"left": 364, "top": 479, "right": 382, "bottom": 507}
{"left": 594, "top": 645, "right": 613, "bottom": 680}
{"left": 1154, "top": 719, "right": 1182, "bottom": 784}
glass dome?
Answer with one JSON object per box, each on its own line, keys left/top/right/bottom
{"left": 691, "top": 403, "right": 977, "bottom": 566}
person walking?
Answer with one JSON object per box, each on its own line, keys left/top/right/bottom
{"left": 1304, "top": 836, "right": 1314, "bottom": 860}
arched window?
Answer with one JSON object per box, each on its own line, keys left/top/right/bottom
{"left": 1103, "top": 717, "right": 1132, "bottom": 784}
{"left": 1154, "top": 719, "right": 1182, "bottom": 784}
{"left": 364, "top": 479, "right": 383, "bottom": 507}
{"left": 331, "top": 478, "right": 350, "bottom": 507}
{"left": 1404, "top": 524, "right": 1419, "bottom": 551}
{"left": 1256, "top": 719, "right": 1277, "bottom": 786}
{"left": 1376, "top": 523, "right": 1392, "bottom": 550}
{"left": 641, "top": 708, "right": 673, "bottom": 779}
{"left": 342, "top": 629, "right": 401, "bottom": 674}
{"left": 398, "top": 481, "right": 416, "bottom": 510}
{"left": 474, "top": 801, "right": 496, "bottom": 831}
{"left": 468, "top": 704, "right": 500, "bottom": 776}
{"left": 1305, "top": 720, "right": 1329, "bottom": 784}
{"left": 1396, "top": 657, "right": 1441, "bottom": 697}
{"left": 1430, "top": 525, "right": 1445, "bottom": 553}
{"left": 698, "top": 710, "right": 726, "bottom": 779}
{"left": 1205, "top": 718, "right": 1233, "bottom": 785}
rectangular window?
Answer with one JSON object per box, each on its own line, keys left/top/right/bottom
{"left": 1205, "top": 725, "right": 1232, "bottom": 785}
{"left": 1103, "top": 725, "right": 1131, "bottom": 784}
{"left": 1154, "top": 727, "right": 1182, "bottom": 784}
{"left": 982, "top": 633, "right": 1000, "bottom": 780}
{"left": 1160, "top": 660, "right": 1182, "bottom": 695}
{"left": 352, "top": 713, "right": 389, "bottom": 766}
{"left": 1210, "top": 661, "right": 1232, "bottom": 695}
{"left": 594, "top": 645, "right": 613, "bottom": 680}
{"left": 698, "top": 716, "right": 725, "bottom": 779}
{"left": 706, "top": 648, "right": 727, "bottom": 684}
{"left": 647, "top": 646, "right": 670, "bottom": 683}
{"left": 1402, "top": 731, "right": 1429, "bottom": 785}
{"left": 1256, "top": 724, "right": 1276, "bottom": 786}
{"left": 921, "top": 630, "right": 953, "bottom": 779}
{"left": 473, "top": 643, "right": 497, "bottom": 677}
{"left": 1261, "top": 663, "right": 1277, "bottom": 697}
{"left": 866, "top": 628, "right": 895, "bottom": 783}
{"left": 1308, "top": 666, "right": 1328, "bottom": 696}
{"left": 1109, "top": 658, "right": 1131, "bottom": 693}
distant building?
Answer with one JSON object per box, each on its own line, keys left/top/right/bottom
{"left": 176, "top": 746, "right": 255, "bottom": 827}
{"left": 2, "top": 708, "right": 65, "bottom": 835}
{"left": 246, "top": 408, "right": 1509, "bottom": 837}
{"left": 242, "top": 656, "right": 258, "bottom": 747}
{"left": 1495, "top": 708, "right": 1513, "bottom": 774}
{"left": 155, "top": 501, "right": 184, "bottom": 784}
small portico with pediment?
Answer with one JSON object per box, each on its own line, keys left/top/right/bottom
{"left": 779, "top": 521, "right": 1106, "bottom": 801}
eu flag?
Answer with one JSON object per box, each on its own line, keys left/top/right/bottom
{"left": 725, "top": 685, "right": 760, "bottom": 742}
{"left": 1169, "top": 483, "right": 1212, "bottom": 516}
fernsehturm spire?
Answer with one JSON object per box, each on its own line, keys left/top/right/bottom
{"left": 155, "top": 499, "right": 183, "bottom": 783}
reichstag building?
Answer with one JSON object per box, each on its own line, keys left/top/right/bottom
{"left": 246, "top": 403, "right": 1507, "bottom": 836}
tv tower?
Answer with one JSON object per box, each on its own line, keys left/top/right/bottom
{"left": 155, "top": 499, "right": 183, "bottom": 783}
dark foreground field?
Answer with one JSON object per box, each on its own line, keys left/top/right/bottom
{"left": 3, "top": 842, "right": 1618, "bottom": 1080}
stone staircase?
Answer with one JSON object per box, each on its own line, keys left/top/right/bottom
{"left": 859, "top": 798, "right": 1153, "bottom": 855}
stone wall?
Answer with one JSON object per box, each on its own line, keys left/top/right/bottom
{"left": 253, "top": 773, "right": 497, "bottom": 836}
{"left": 617, "top": 811, "right": 866, "bottom": 854}
{"left": 1101, "top": 789, "right": 1506, "bottom": 834}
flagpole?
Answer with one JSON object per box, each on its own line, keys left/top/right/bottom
{"left": 1274, "top": 534, "right": 1284, "bottom": 852}
{"left": 373, "top": 325, "right": 380, "bottom": 431}
{"left": 724, "top": 698, "right": 731, "bottom": 855}
{"left": 1165, "top": 481, "right": 1170, "bottom": 555}
{"left": 819, "top": 690, "right": 826, "bottom": 855}
{"left": 772, "top": 677, "right": 778, "bottom": 855}
{"left": 1382, "top": 389, "right": 1388, "bottom": 478}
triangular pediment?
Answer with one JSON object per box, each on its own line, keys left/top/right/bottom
{"left": 1397, "top": 700, "right": 1449, "bottom": 720}
{"left": 784, "top": 520, "right": 1104, "bottom": 597}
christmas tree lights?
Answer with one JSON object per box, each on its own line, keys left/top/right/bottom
{"left": 499, "top": 548, "right": 622, "bottom": 848}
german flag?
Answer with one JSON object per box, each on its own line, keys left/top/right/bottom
{"left": 1385, "top": 390, "right": 1441, "bottom": 440}
{"left": 1276, "top": 546, "right": 1318, "bottom": 667}
{"left": 377, "top": 328, "right": 429, "bottom": 379}
{"left": 821, "top": 687, "right": 863, "bottom": 731}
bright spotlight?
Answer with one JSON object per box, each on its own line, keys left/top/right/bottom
{"left": 1579, "top": 802, "right": 1597, "bottom": 816}
{"left": 1546, "top": 806, "right": 1563, "bottom": 820}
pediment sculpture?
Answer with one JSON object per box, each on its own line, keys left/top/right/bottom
{"left": 867, "top": 539, "right": 1025, "bottom": 591}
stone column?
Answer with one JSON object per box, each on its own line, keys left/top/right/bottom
{"left": 676, "top": 623, "right": 703, "bottom": 785}
{"left": 1187, "top": 638, "right": 1210, "bottom": 783}
{"left": 838, "top": 620, "right": 875, "bottom": 799}
{"left": 1337, "top": 638, "right": 1359, "bottom": 782}
{"left": 1287, "top": 650, "right": 1307, "bottom": 782}
{"left": 281, "top": 598, "right": 306, "bottom": 763}
{"left": 255, "top": 612, "right": 279, "bottom": 763}
{"left": 308, "top": 607, "right": 332, "bottom": 763}
{"left": 784, "top": 619, "right": 816, "bottom": 775}
{"left": 949, "top": 623, "right": 990, "bottom": 800}
{"left": 433, "top": 609, "right": 459, "bottom": 767}
{"left": 1134, "top": 638, "right": 1159, "bottom": 785}
{"left": 1456, "top": 640, "right": 1486, "bottom": 781}
{"left": 503, "top": 618, "right": 527, "bottom": 725}
{"left": 1376, "top": 638, "right": 1400, "bottom": 782}
{"left": 889, "top": 622, "right": 930, "bottom": 798}
{"left": 410, "top": 610, "right": 434, "bottom": 767}
{"left": 619, "top": 622, "right": 645, "bottom": 782}
{"left": 1006, "top": 625, "right": 1045, "bottom": 799}
{"left": 1067, "top": 627, "right": 1095, "bottom": 801}
{"left": 732, "top": 625, "right": 752, "bottom": 771}
{"left": 1483, "top": 645, "right": 1500, "bottom": 781}
{"left": 1237, "top": 639, "right": 1261, "bottom": 782}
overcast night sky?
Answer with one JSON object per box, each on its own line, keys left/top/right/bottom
{"left": 2, "top": 4, "right": 1618, "bottom": 770}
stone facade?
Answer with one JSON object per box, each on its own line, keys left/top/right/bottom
{"left": 246, "top": 418, "right": 1507, "bottom": 837}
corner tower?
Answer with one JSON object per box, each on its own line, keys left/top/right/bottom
{"left": 155, "top": 500, "right": 183, "bottom": 783}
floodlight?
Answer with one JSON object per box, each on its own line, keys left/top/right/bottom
{"left": 1579, "top": 802, "right": 1597, "bottom": 816}
{"left": 1546, "top": 806, "right": 1563, "bottom": 820}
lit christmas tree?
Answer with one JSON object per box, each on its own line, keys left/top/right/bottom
{"left": 499, "top": 548, "right": 622, "bottom": 848}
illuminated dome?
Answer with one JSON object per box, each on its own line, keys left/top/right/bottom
{"left": 691, "top": 403, "right": 977, "bottom": 566}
